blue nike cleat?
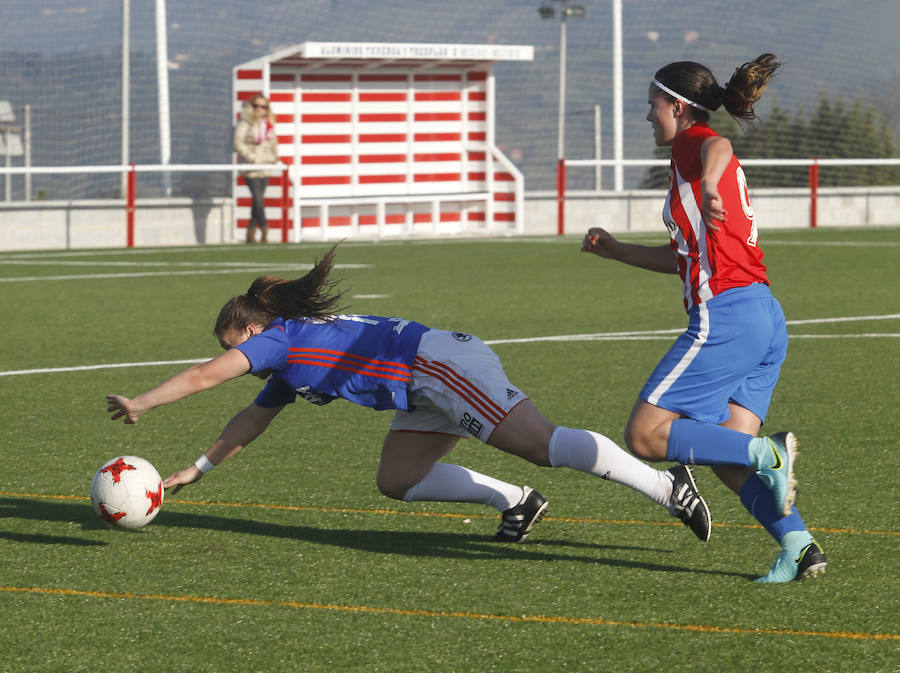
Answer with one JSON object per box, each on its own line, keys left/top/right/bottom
{"left": 755, "top": 431, "right": 798, "bottom": 517}
{"left": 754, "top": 533, "right": 828, "bottom": 583}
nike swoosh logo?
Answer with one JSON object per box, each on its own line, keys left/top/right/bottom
{"left": 768, "top": 440, "right": 783, "bottom": 470}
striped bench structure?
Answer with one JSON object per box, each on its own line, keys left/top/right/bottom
{"left": 232, "top": 42, "right": 533, "bottom": 241}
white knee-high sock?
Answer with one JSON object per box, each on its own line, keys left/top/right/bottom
{"left": 402, "top": 463, "right": 523, "bottom": 512}
{"left": 548, "top": 426, "right": 671, "bottom": 507}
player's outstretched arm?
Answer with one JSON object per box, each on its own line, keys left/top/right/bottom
{"left": 164, "top": 403, "right": 284, "bottom": 494}
{"left": 106, "top": 348, "right": 252, "bottom": 424}
{"left": 582, "top": 227, "right": 677, "bottom": 274}
{"left": 699, "top": 135, "right": 733, "bottom": 231}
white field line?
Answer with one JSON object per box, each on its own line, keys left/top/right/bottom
{"left": 760, "top": 240, "right": 900, "bottom": 247}
{"left": 1, "top": 314, "right": 897, "bottom": 378}
{"left": 0, "top": 263, "right": 370, "bottom": 283}
{"left": 486, "top": 313, "right": 900, "bottom": 345}
{"left": 0, "top": 260, "right": 314, "bottom": 267}
{"left": 0, "top": 235, "right": 895, "bottom": 264}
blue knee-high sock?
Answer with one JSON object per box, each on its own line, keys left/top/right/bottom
{"left": 666, "top": 418, "right": 755, "bottom": 466}
{"left": 740, "top": 473, "right": 807, "bottom": 542}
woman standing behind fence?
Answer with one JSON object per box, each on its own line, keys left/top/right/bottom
{"left": 233, "top": 94, "right": 279, "bottom": 243}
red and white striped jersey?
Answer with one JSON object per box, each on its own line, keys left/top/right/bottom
{"left": 662, "top": 123, "right": 768, "bottom": 312}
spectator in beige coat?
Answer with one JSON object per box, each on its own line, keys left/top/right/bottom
{"left": 233, "top": 94, "right": 279, "bottom": 243}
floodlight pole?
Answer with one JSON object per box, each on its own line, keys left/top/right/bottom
{"left": 121, "top": 0, "right": 130, "bottom": 199}
{"left": 556, "top": 7, "right": 568, "bottom": 235}
{"left": 540, "top": 0, "right": 584, "bottom": 234}
{"left": 24, "top": 104, "right": 31, "bottom": 201}
{"left": 612, "top": 0, "right": 623, "bottom": 191}
{"left": 557, "top": 9, "right": 567, "bottom": 162}
{"left": 155, "top": 0, "right": 171, "bottom": 197}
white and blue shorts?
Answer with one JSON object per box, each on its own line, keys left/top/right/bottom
{"left": 640, "top": 283, "right": 788, "bottom": 425}
{"left": 390, "top": 329, "right": 527, "bottom": 441}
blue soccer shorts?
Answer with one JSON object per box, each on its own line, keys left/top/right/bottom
{"left": 639, "top": 283, "right": 788, "bottom": 425}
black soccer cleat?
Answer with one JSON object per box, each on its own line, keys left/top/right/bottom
{"left": 666, "top": 465, "right": 712, "bottom": 542}
{"left": 491, "top": 486, "right": 548, "bottom": 542}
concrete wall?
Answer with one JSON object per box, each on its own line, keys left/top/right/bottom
{"left": 526, "top": 186, "right": 900, "bottom": 236}
{"left": 0, "top": 198, "right": 235, "bottom": 250}
{"left": 1, "top": 187, "right": 899, "bottom": 250}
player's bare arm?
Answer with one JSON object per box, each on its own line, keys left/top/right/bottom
{"left": 106, "top": 347, "right": 253, "bottom": 424}
{"left": 164, "top": 403, "right": 284, "bottom": 493}
{"left": 700, "top": 135, "right": 733, "bottom": 230}
{"left": 583, "top": 227, "right": 676, "bottom": 273}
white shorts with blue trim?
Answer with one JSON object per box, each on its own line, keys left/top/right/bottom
{"left": 640, "top": 283, "right": 787, "bottom": 425}
{"left": 389, "top": 329, "right": 527, "bottom": 440}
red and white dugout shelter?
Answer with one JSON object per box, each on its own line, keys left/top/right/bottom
{"left": 232, "top": 42, "right": 533, "bottom": 241}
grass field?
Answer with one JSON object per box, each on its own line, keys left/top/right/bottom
{"left": 0, "top": 227, "right": 898, "bottom": 672}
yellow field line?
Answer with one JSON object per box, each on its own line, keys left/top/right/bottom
{"left": 1, "top": 585, "right": 896, "bottom": 642}
{"left": 1, "top": 490, "right": 896, "bottom": 537}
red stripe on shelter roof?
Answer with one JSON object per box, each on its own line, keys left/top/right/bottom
{"left": 359, "top": 133, "right": 407, "bottom": 143}
{"left": 359, "top": 74, "right": 408, "bottom": 82}
{"left": 301, "top": 155, "right": 352, "bottom": 165}
{"left": 359, "top": 92, "right": 407, "bottom": 102}
{"left": 302, "top": 114, "right": 352, "bottom": 123}
{"left": 302, "top": 74, "right": 352, "bottom": 82}
{"left": 302, "top": 93, "right": 352, "bottom": 102}
{"left": 359, "top": 175, "right": 406, "bottom": 184}
{"left": 414, "top": 133, "right": 460, "bottom": 142}
{"left": 414, "top": 92, "right": 461, "bottom": 102}
{"left": 358, "top": 154, "right": 406, "bottom": 163}
{"left": 414, "top": 112, "right": 461, "bottom": 122}
{"left": 301, "top": 134, "right": 352, "bottom": 143}
{"left": 359, "top": 113, "right": 407, "bottom": 123}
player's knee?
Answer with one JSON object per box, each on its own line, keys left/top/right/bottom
{"left": 376, "top": 472, "right": 410, "bottom": 501}
{"left": 624, "top": 422, "right": 667, "bottom": 461}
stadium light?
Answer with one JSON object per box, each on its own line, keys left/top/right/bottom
{"left": 538, "top": 0, "right": 585, "bottom": 162}
{"left": 539, "top": 0, "right": 585, "bottom": 233}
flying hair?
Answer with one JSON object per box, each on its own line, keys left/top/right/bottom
{"left": 653, "top": 53, "right": 781, "bottom": 122}
{"left": 214, "top": 244, "right": 345, "bottom": 340}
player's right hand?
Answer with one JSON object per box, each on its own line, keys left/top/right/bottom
{"left": 581, "top": 227, "right": 618, "bottom": 258}
{"left": 106, "top": 394, "right": 142, "bottom": 424}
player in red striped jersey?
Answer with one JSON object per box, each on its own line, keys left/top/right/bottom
{"left": 107, "top": 246, "right": 712, "bottom": 545}
{"left": 582, "top": 55, "right": 826, "bottom": 582}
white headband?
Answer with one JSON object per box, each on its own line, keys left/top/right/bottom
{"left": 651, "top": 77, "right": 710, "bottom": 112}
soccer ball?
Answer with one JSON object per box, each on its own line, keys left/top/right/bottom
{"left": 90, "top": 455, "right": 164, "bottom": 530}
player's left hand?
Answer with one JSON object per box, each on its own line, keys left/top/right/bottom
{"left": 163, "top": 465, "right": 203, "bottom": 495}
{"left": 701, "top": 187, "right": 725, "bottom": 232}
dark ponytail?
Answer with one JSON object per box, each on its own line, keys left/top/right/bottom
{"left": 214, "top": 244, "right": 345, "bottom": 340}
{"left": 653, "top": 53, "right": 781, "bottom": 122}
{"left": 720, "top": 54, "right": 781, "bottom": 120}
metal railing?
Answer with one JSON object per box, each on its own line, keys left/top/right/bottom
{"left": 559, "top": 157, "right": 900, "bottom": 232}
{"left": 0, "top": 159, "right": 524, "bottom": 245}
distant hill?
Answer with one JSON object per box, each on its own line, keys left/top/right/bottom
{"left": 2, "top": 0, "right": 898, "bottom": 196}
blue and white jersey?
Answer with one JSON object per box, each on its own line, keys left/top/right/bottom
{"left": 235, "top": 315, "right": 430, "bottom": 411}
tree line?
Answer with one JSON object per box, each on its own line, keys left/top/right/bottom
{"left": 640, "top": 98, "right": 900, "bottom": 189}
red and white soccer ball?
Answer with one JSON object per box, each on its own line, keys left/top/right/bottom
{"left": 90, "top": 455, "right": 164, "bottom": 530}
